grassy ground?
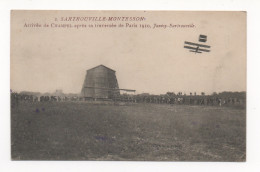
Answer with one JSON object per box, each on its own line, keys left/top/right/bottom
{"left": 11, "top": 102, "right": 246, "bottom": 161}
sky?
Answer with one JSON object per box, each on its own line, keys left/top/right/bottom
{"left": 11, "top": 11, "right": 246, "bottom": 95}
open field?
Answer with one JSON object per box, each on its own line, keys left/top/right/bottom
{"left": 11, "top": 102, "right": 246, "bottom": 161}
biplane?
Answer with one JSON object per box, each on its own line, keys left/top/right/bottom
{"left": 184, "top": 41, "right": 211, "bottom": 53}
{"left": 184, "top": 35, "right": 211, "bottom": 53}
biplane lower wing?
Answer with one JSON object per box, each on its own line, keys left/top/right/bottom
{"left": 184, "top": 45, "right": 210, "bottom": 52}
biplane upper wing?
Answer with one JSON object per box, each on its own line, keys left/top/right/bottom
{"left": 184, "top": 41, "right": 211, "bottom": 48}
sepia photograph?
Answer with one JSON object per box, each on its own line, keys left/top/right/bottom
{"left": 10, "top": 10, "right": 246, "bottom": 161}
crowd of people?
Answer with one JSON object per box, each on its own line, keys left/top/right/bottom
{"left": 10, "top": 92, "right": 80, "bottom": 107}
{"left": 11, "top": 91, "right": 246, "bottom": 108}
{"left": 114, "top": 93, "right": 245, "bottom": 107}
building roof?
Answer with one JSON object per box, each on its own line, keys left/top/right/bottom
{"left": 87, "top": 65, "right": 116, "bottom": 72}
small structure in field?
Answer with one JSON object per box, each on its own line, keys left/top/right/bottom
{"left": 81, "top": 65, "right": 135, "bottom": 100}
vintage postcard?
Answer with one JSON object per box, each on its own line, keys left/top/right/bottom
{"left": 10, "top": 10, "right": 246, "bottom": 161}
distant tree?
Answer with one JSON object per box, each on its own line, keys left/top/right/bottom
{"left": 166, "top": 92, "right": 175, "bottom": 96}
{"left": 201, "top": 92, "right": 205, "bottom": 96}
{"left": 217, "top": 91, "right": 246, "bottom": 99}
{"left": 212, "top": 92, "right": 217, "bottom": 96}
